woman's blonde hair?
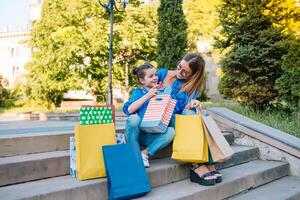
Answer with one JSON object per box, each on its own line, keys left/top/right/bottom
{"left": 179, "top": 53, "right": 205, "bottom": 97}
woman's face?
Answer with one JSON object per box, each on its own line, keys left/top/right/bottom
{"left": 176, "top": 60, "right": 193, "bottom": 80}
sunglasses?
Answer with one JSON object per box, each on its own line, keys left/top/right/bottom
{"left": 176, "top": 64, "right": 192, "bottom": 77}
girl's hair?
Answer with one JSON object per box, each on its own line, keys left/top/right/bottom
{"left": 179, "top": 53, "right": 206, "bottom": 97}
{"left": 132, "top": 62, "right": 154, "bottom": 85}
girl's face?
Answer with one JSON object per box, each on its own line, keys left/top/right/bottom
{"left": 139, "top": 68, "right": 158, "bottom": 88}
{"left": 176, "top": 60, "right": 193, "bottom": 80}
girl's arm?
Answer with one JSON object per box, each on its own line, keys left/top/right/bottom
{"left": 123, "top": 87, "right": 157, "bottom": 115}
{"left": 127, "top": 87, "right": 157, "bottom": 114}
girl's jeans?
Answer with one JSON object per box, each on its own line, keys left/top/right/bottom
{"left": 125, "top": 114, "right": 175, "bottom": 156}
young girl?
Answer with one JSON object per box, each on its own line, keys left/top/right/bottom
{"left": 123, "top": 62, "right": 175, "bottom": 167}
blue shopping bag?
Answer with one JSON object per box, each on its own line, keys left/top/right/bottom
{"left": 102, "top": 143, "right": 151, "bottom": 200}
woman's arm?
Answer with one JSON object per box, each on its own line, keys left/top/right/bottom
{"left": 156, "top": 68, "right": 168, "bottom": 83}
{"left": 185, "top": 90, "right": 201, "bottom": 109}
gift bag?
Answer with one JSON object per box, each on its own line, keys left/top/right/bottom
{"left": 140, "top": 94, "right": 176, "bottom": 133}
{"left": 80, "top": 105, "right": 115, "bottom": 125}
{"left": 116, "top": 133, "right": 126, "bottom": 144}
{"left": 202, "top": 113, "right": 234, "bottom": 162}
{"left": 102, "top": 143, "right": 151, "bottom": 200}
{"left": 172, "top": 114, "right": 209, "bottom": 163}
{"left": 75, "top": 123, "right": 116, "bottom": 180}
{"left": 70, "top": 136, "right": 77, "bottom": 178}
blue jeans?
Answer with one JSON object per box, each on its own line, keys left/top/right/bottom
{"left": 125, "top": 114, "right": 175, "bottom": 156}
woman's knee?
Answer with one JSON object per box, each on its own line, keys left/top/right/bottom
{"left": 126, "top": 114, "right": 141, "bottom": 127}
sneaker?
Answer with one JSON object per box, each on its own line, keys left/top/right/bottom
{"left": 141, "top": 152, "right": 150, "bottom": 168}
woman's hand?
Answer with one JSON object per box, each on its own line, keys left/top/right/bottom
{"left": 185, "top": 99, "right": 201, "bottom": 109}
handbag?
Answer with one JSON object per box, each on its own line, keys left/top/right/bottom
{"left": 201, "top": 112, "right": 234, "bottom": 162}
{"left": 140, "top": 94, "right": 176, "bottom": 133}
{"left": 75, "top": 123, "right": 116, "bottom": 180}
{"left": 102, "top": 143, "right": 151, "bottom": 199}
{"left": 172, "top": 114, "right": 209, "bottom": 163}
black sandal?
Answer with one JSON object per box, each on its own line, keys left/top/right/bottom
{"left": 190, "top": 168, "right": 216, "bottom": 186}
{"left": 209, "top": 171, "right": 222, "bottom": 183}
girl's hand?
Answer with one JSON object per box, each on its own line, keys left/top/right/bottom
{"left": 185, "top": 100, "right": 201, "bottom": 109}
{"left": 146, "top": 86, "right": 158, "bottom": 98}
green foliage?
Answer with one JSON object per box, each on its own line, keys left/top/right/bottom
{"left": 0, "top": 74, "right": 9, "bottom": 107}
{"left": 275, "top": 39, "right": 300, "bottom": 109}
{"left": 215, "top": 0, "right": 297, "bottom": 109}
{"left": 115, "top": 3, "right": 158, "bottom": 91}
{"left": 26, "top": 0, "right": 158, "bottom": 107}
{"left": 204, "top": 100, "right": 300, "bottom": 138}
{"left": 184, "top": 0, "right": 220, "bottom": 51}
{"left": 157, "top": 0, "right": 188, "bottom": 68}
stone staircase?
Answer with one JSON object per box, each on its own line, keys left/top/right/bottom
{"left": 1, "top": 124, "right": 300, "bottom": 199}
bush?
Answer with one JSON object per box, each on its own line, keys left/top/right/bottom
{"left": 0, "top": 75, "right": 10, "bottom": 107}
{"left": 215, "top": 0, "right": 297, "bottom": 109}
{"left": 275, "top": 39, "right": 300, "bottom": 109}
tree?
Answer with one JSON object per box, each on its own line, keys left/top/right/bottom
{"left": 275, "top": 39, "right": 300, "bottom": 111}
{"left": 26, "top": 0, "right": 97, "bottom": 108}
{"left": 26, "top": 0, "right": 157, "bottom": 107}
{"left": 0, "top": 74, "right": 9, "bottom": 107}
{"left": 157, "top": 0, "right": 188, "bottom": 68}
{"left": 114, "top": 2, "right": 158, "bottom": 94}
{"left": 184, "top": 0, "right": 220, "bottom": 51}
{"left": 215, "top": 0, "right": 298, "bottom": 109}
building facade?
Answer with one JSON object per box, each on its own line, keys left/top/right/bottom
{"left": 0, "top": 0, "right": 41, "bottom": 88}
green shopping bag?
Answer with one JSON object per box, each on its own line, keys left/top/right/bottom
{"left": 80, "top": 105, "right": 115, "bottom": 125}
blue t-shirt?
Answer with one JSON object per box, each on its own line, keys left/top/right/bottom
{"left": 123, "top": 68, "right": 199, "bottom": 119}
{"left": 156, "top": 68, "right": 199, "bottom": 114}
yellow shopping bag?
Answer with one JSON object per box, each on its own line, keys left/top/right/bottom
{"left": 75, "top": 123, "right": 116, "bottom": 180}
{"left": 172, "top": 114, "right": 209, "bottom": 163}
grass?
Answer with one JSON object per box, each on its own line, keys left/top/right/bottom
{"left": 203, "top": 100, "right": 300, "bottom": 138}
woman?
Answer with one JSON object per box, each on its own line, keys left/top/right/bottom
{"left": 157, "top": 53, "right": 222, "bottom": 186}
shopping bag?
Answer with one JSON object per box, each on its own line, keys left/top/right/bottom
{"left": 172, "top": 114, "right": 209, "bottom": 163}
{"left": 70, "top": 136, "right": 77, "bottom": 178}
{"left": 80, "top": 105, "right": 115, "bottom": 125}
{"left": 75, "top": 123, "right": 116, "bottom": 180}
{"left": 202, "top": 113, "right": 234, "bottom": 162}
{"left": 141, "top": 94, "right": 176, "bottom": 133}
{"left": 116, "top": 133, "right": 126, "bottom": 144}
{"left": 102, "top": 143, "right": 151, "bottom": 200}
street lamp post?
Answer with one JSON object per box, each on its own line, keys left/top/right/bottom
{"left": 98, "top": 0, "right": 128, "bottom": 105}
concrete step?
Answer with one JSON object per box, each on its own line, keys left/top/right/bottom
{"left": 0, "top": 150, "right": 69, "bottom": 187}
{"left": 0, "top": 130, "right": 234, "bottom": 157}
{"left": 136, "top": 160, "right": 289, "bottom": 200}
{"left": 0, "top": 132, "right": 73, "bottom": 157}
{"left": 0, "top": 145, "right": 257, "bottom": 187}
{"left": 0, "top": 128, "right": 125, "bottom": 158}
{"left": 227, "top": 176, "right": 300, "bottom": 200}
{"left": 0, "top": 160, "right": 288, "bottom": 200}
